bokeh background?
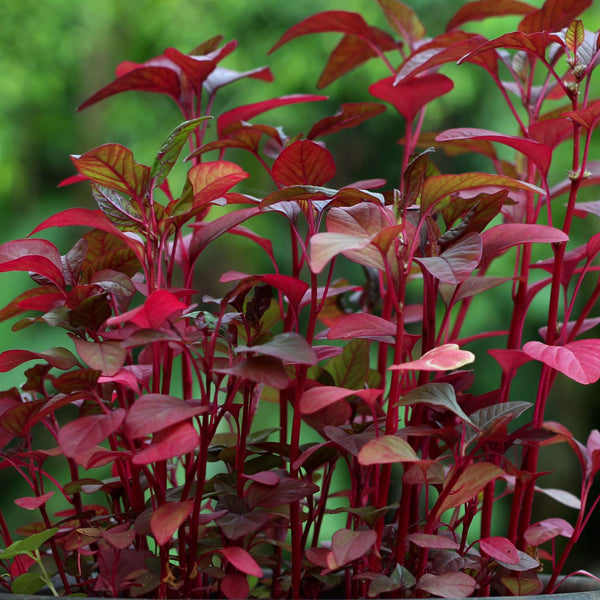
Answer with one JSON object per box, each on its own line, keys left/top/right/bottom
{"left": 1, "top": 0, "right": 600, "bottom": 575}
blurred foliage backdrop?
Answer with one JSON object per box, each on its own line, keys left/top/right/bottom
{"left": 1, "top": 0, "right": 600, "bottom": 570}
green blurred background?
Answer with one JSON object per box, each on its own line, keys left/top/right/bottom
{"left": 1, "top": 0, "right": 600, "bottom": 575}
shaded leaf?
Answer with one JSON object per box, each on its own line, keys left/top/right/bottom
{"left": 300, "top": 386, "right": 382, "bottom": 414}
{"left": 328, "top": 528, "right": 377, "bottom": 569}
{"left": 376, "top": 0, "right": 425, "bottom": 44}
{"left": 406, "top": 533, "right": 460, "bottom": 550}
{"left": 221, "top": 547, "right": 263, "bottom": 578}
{"left": 358, "top": 435, "right": 419, "bottom": 465}
{"left": 327, "top": 313, "right": 396, "bottom": 344}
{"left": 417, "top": 572, "right": 477, "bottom": 598}
{"left": 221, "top": 574, "right": 249, "bottom": 600}
{"left": 73, "top": 339, "right": 126, "bottom": 377}
{"left": 215, "top": 356, "right": 290, "bottom": 390}
{"left": 309, "top": 103, "right": 386, "bottom": 138}
{"left": 150, "top": 501, "right": 193, "bottom": 546}
{"left": 438, "top": 463, "right": 504, "bottom": 513}
{"left": 236, "top": 332, "right": 317, "bottom": 365}
{"left": 0, "top": 348, "right": 78, "bottom": 373}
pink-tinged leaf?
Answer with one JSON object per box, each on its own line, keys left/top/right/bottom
{"left": 390, "top": 343, "right": 475, "bottom": 372}
{"left": 79, "top": 63, "right": 181, "bottom": 111}
{"left": 58, "top": 409, "right": 126, "bottom": 461}
{"left": 236, "top": 332, "right": 317, "bottom": 365}
{"left": 0, "top": 286, "right": 63, "bottom": 323}
{"left": 215, "top": 356, "right": 290, "bottom": 390}
{"left": 529, "top": 118, "right": 574, "bottom": 149}
{"left": 480, "top": 223, "right": 568, "bottom": 266}
{"left": 310, "top": 232, "right": 371, "bottom": 274}
{"left": 437, "top": 463, "right": 504, "bottom": 514}
{"left": 14, "top": 492, "right": 54, "bottom": 510}
{"left": 370, "top": 74, "right": 453, "bottom": 122}
{"left": 98, "top": 367, "right": 141, "bottom": 394}
{"left": 535, "top": 486, "right": 581, "bottom": 509}
{"left": 221, "top": 574, "right": 249, "bottom": 600}
{"left": 446, "top": 0, "right": 536, "bottom": 31}
{"left": 218, "top": 94, "right": 327, "bottom": 136}
{"left": 358, "top": 435, "right": 419, "bottom": 465}
{"left": 519, "top": 0, "right": 592, "bottom": 34}
{"left": 308, "top": 103, "right": 386, "bottom": 138}
{"left": 221, "top": 547, "right": 263, "bottom": 578}
{"left": 406, "top": 533, "right": 460, "bottom": 550}
{"left": 480, "top": 537, "right": 520, "bottom": 565}
{"left": 327, "top": 313, "right": 397, "bottom": 344}
{"left": 150, "top": 501, "right": 193, "bottom": 546}
{"left": 563, "top": 100, "right": 600, "bottom": 130}
{"left": 417, "top": 572, "right": 477, "bottom": 599}
{"left": 272, "top": 140, "right": 336, "bottom": 186}
{"left": 71, "top": 144, "right": 150, "bottom": 198}
{"left": 436, "top": 128, "right": 552, "bottom": 177}
{"left": 396, "top": 382, "right": 474, "bottom": 426}
{"left": 524, "top": 518, "right": 574, "bottom": 546}
{"left": 186, "top": 161, "right": 249, "bottom": 205}
{"left": 415, "top": 232, "right": 482, "bottom": 284}
{"left": 300, "top": 386, "right": 382, "bottom": 415}
{"left": 244, "top": 471, "right": 280, "bottom": 486}
{"left": 132, "top": 421, "right": 199, "bottom": 465}
{"left": 72, "top": 339, "right": 126, "bottom": 377}
{"left": 377, "top": 0, "right": 425, "bottom": 44}
{"left": 29, "top": 208, "right": 145, "bottom": 260}
{"left": 245, "top": 478, "right": 319, "bottom": 509}
{"left": 269, "top": 11, "right": 377, "bottom": 54}
{"left": 422, "top": 173, "right": 543, "bottom": 213}
{"left": 0, "top": 238, "right": 62, "bottom": 266}
{"left": 0, "top": 348, "right": 78, "bottom": 373}
{"left": 488, "top": 348, "right": 532, "bottom": 375}
{"left": 328, "top": 528, "right": 377, "bottom": 570}
{"left": 106, "top": 289, "right": 187, "bottom": 330}
{"left": 523, "top": 339, "right": 600, "bottom": 384}
{"left": 124, "top": 394, "right": 208, "bottom": 438}
{"left": 461, "top": 31, "right": 563, "bottom": 63}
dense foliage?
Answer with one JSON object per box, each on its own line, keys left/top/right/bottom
{"left": 1, "top": 0, "right": 600, "bottom": 598}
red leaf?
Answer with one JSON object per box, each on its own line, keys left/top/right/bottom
{"left": 58, "top": 409, "right": 126, "bottom": 461}
{"left": 310, "top": 232, "right": 371, "bottom": 274}
{"left": 14, "top": 492, "right": 54, "bottom": 510}
{"left": 308, "top": 103, "right": 386, "bottom": 138}
{"left": 436, "top": 128, "right": 552, "bottom": 177}
{"left": 272, "top": 140, "right": 336, "bottom": 186}
{"left": 369, "top": 74, "right": 453, "bottom": 121}
{"left": 480, "top": 536, "right": 520, "bottom": 565}
{"left": 0, "top": 348, "right": 79, "bottom": 373}
{"left": 79, "top": 61, "right": 181, "bottom": 111}
{"left": 328, "top": 528, "right": 377, "bottom": 569}
{"left": 406, "top": 533, "right": 460, "bottom": 550}
{"left": 519, "top": 0, "right": 592, "bottom": 33}
{"left": 124, "top": 394, "right": 208, "bottom": 438}
{"left": 186, "top": 161, "right": 249, "bottom": 205}
{"left": 523, "top": 339, "right": 600, "bottom": 384}
{"left": 461, "top": 31, "right": 563, "bottom": 63}
{"left": 150, "top": 500, "right": 193, "bottom": 546}
{"left": 327, "top": 313, "right": 397, "bottom": 343}
{"left": 236, "top": 332, "right": 317, "bottom": 365}
{"left": 446, "top": 0, "right": 536, "bottom": 31}
{"left": 29, "top": 208, "right": 145, "bottom": 260}
{"left": 71, "top": 144, "right": 150, "bottom": 198}
{"left": 377, "top": 0, "right": 425, "bottom": 44}
{"left": 132, "top": 421, "right": 199, "bottom": 465}
{"left": 488, "top": 348, "right": 532, "bottom": 375}
{"left": 300, "top": 387, "right": 383, "bottom": 415}
{"left": 215, "top": 356, "right": 290, "bottom": 390}
{"left": 563, "top": 100, "right": 600, "bottom": 130}
{"left": 480, "top": 223, "right": 568, "bottom": 266}
{"left": 389, "top": 343, "right": 475, "bottom": 372}
{"left": 417, "top": 572, "right": 477, "bottom": 598}
{"left": 415, "top": 232, "right": 482, "bottom": 284}
{"left": 218, "top": 94, "right": 327, "bottom": 136}
{"left": 221, "top": 574, "right": 249, "bottom": 600}
{"left": 529, "top": 118, "right": 574, "bottom": 149}
{"left": 106, "top": 289, "right": 187, "bottom": 330}
{"left": 73, "top": 339, "right": 126, "bottom": 377}
{"left": 358, "top": 435, "right": 419, "bottom": 465}
{"left": 269, "top": 11, "right": 377, "bottom": 54}
{"left": 220, "top": 547, "right": 263, "bottom": 578}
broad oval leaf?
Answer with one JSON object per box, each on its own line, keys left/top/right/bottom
{"left": 186, "top": 161, "right": 249, "bottom": 206}
{"left": 479, "top": 536, "right": 519, "bottom": 565}
{"left": 132, "top": 421, "right": 199, "bottom": 465}
{"left": 329, "top": 528, "right": 377, "bottom": 569}
{"left": 0, "top": 348, "right": 79, "bottom": 373}
{"left": 523, "top": 339, "right": 600, "bottom": 384}
{"left": 406, "top": 533, "right": 460, "bottom": 550}
{"left": 416, "top": 572, "right": 477, "bottom": 599}
{"left": 71, "top": 144, "right": 150, "bottom": 198}
{"left": 58, "top": 409, "right": 126, "bottom": 461}
{"left": 272, "top": 140, "right": 336, "bottom": 186}
{"left": 309, "top": 231, "right": 371, "bottom": 274}
{"left": 150, "top": 500, "right": 193, "bottom": 546}
{"left": 524, "top": 517, "right": 574, "bottom": 546}
{"left": 390, "top": 343, "right": 475, "bottom": 372}
{"left": 73, "top": 339, "right": 126, "bottom": 377}
{"left": 358, "top": 435, "right": 418, "bottom": 465}
{"left": 236, "top": 332, "right": 317, "bottom": 365}
{"left": 221, "top": 546, "right": 263, "bottom": 578}
{"left": 124, "top": 394, "right": 208, "bottom": 438}
{"left": 300, "top": 386, "right": 382, "bottom": 414}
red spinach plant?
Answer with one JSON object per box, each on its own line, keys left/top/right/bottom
{"left": 1, "top": 0, "right": 600, "bottom": 597}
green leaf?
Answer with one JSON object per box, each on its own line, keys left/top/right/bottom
{"left": 396, "top": 382, "right": 474, "bottom": 426}
{"left": 11, "top": 572, "right": 47, "bottom": 595}
{"left": 325, "top": 339, "right": 370, "bottom": 389}
{"left": 91, "top": 184, "right": 144, "bottom": 232}
{"left": 0, "top": 527, "right": 59, "bottom": 560}
{"left": 150, "top": 116, "right": 212, "bottom": 187}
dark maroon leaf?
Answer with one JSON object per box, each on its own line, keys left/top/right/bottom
{"left": 446, "top": 0, "right": 536, "bottom": 31}
{"left": 221, "top": 574, "right": 249, "bottom": 600}
{"left": 272, "top": 140, "right": 336, "bottom": 186}
{"left": 245, "top": 478, "right": 319, "bottom": 509}
{"left": 309, "top": 103, "right": 386, "bottom": 139}
{"left": 218, "top": 95, "right": 327, "bottom": 136}
{"left": 215, "top": 356, "right": 290, "bottom": 390}
{"left": 328, "top": 528, "right": 377, "bottom": 569}
{"left": 236, "top": 332, "right": 317, "bottom": 365}
{"left": 370, "top": 74, "right": 453, "bottom": 121}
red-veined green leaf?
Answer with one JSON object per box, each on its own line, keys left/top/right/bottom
{"left": 358, "top": 435, "right": 419, "bottom": 465}
{"left": 185, "top": 161, "right": 249, "bottom": 205}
